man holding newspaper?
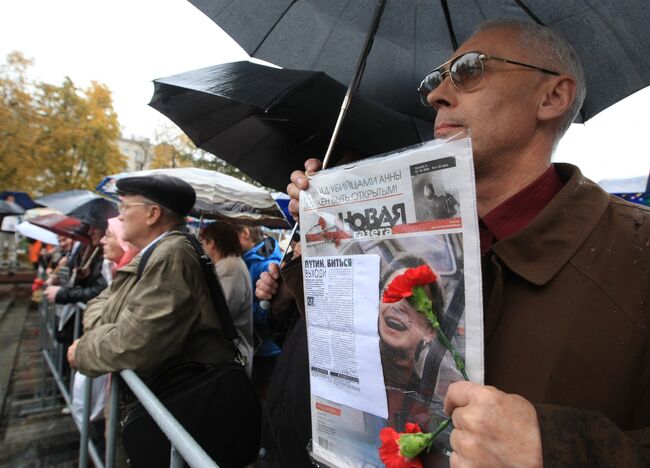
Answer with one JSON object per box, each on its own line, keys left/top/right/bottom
{"left": 265, "top": 19, "right": 649, "bottom": 467}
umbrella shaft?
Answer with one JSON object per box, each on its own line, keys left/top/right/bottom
{"left": 282, "top": 0, "right": 387, "bottom": 266}
{"left": 322, "top": 0, "right": 386, "bottom": 170}
{"left": 322, "top": 94, "right": 351, "bottom": 169}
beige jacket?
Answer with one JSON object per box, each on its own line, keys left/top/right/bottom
{"left": 76, "top": 231, "right": 234, "bottom": 380}
{"left": 215, "top": 255, "right": 254, "bottom": 376}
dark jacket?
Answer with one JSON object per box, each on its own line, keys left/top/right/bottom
{"left": 283, "top": 163, "right": 650, "bottom": 467}
{"left": 258, "top": 257, "right": 312, "bottom": 467}
{"left": 55, "top": 244, "right": 107, "bottom": 304}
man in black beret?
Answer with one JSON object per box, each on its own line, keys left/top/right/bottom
{"left": 66, "top": 174, "right": 234, "bottom": 466}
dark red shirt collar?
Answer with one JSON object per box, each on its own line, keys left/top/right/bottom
{"left": 480, "top": 165, "right": 564, "bottom": 254}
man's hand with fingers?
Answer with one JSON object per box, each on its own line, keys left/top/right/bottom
{"left": 256, "top": 263, "right": 281, "bottom": 301}
{"left": 256, "top": 262, "right": 297, "bottom": 316}
{"left": 444, "top": 381, "right": 543, "bottom": 468}
{"left": 287, "top": 158, "right": 322, "bottom": 221}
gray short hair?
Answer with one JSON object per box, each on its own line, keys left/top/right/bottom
{"left": 142, "top": 197, "right": 186, "bottom": 226}
{"left": 476, "top": 19, "right": 586, "bottom": 139}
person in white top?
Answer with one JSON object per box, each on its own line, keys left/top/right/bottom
{"left": 200, "top": 221, "right": 254, "bottom": 377}
{"left": 0, "top": 195, "right": 20, "bottom": 275}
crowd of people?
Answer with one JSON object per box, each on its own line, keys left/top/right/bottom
{"left": 5, "top": 18, "right": 648, "bottom": 468}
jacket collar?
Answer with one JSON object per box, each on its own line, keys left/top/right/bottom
{"left": 243, "top": 237, "right": 281, "bottom": 262}
{"left": 114, "top": 230, "right": 184, "bottom": 276}
{"left": 491, "top": 163, "right": 610, "bottom": 286}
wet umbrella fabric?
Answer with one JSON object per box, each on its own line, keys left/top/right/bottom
{"left": 29, "top": 214, "right": 89, "bottom": 243}
{"left": 0, "top": 200, "right": 25, "bottom": 216}
{"left": 149, "top": 61, "right": 428, "bottom": 192}
{"left": 35, "top": 190, "right": 117, "bottom": 229}
{"left": 35, "top": 190, "right": 101, "bottom": 215}
{"left": 0, "top": 191, "right": 39, "bottom": 210}
{"left": 190, "top": 0, "right": 650, "bottom": 123}
{"left": 16, "top": 221, "right": 60, "bottom": 245}
{"left": 96, "top": 167, "right": 290, "bottom": 228}
{"left": 24, "top": 207, "right": 60, "bottom": 221}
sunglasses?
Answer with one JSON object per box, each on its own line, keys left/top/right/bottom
{"left": 417, "top": 51, "right": 560, "bottom": 106}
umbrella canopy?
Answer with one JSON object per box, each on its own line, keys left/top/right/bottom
{"left": 24, "top": 207, "right": 61, "bottom": 221}
{"left": 96, "top": 167, "right": 290, "bottom": 228}
{"left": 29, "top": 213, "right": 90, "bottom": 243}
{"left": 149, "top": 61, "right": 429, "bottom": 191}
{"left": 190, "top": 0, "right": 650, "bottom": 123}
{"left": 0, "top": 191, "right": 40, "bottom": 210}
{"left": 599, "top": 173, "right": 650, "bottom": 207}
{"left": 0, "top": 200, "right": 25, "bottom": 216}
{"left": 16, "top": 221, "right": 60, "bottom": 245}
{"left": 35, "top": 190, "right": 117, "bottom": 229}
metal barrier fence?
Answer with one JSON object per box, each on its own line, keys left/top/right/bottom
{"left": 38, "top": 299, "right": 219, "bottom": 468}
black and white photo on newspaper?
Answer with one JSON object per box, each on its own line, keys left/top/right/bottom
{"left": 299, "top": 132, "right": 484, "bottom": 467}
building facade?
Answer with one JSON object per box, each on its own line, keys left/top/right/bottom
{"left": 117, "top": 137, "right": 153, "bottom": 171}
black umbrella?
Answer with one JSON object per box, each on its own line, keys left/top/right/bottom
{"left": 35, "top": 190, "right": 118, "bottom": 229}
{"left": 190, "top": 0, "right": 650, "bottom": 123}
{"left": 0, "top": 200, "right": 25, "bottom": 216}
{"left": 150, "top": 61, "right": 429, "bottom": 192}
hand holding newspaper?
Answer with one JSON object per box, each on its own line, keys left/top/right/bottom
{"left": 299, "top": 132, "right": 483, "bottom": 467}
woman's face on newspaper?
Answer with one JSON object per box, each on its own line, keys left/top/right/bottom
{"left": 379, "top": 270, "right": 435, "bottom": 362}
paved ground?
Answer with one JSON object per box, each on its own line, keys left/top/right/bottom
{"left": 0, "top": 279, "right": 80, "bottom": 467}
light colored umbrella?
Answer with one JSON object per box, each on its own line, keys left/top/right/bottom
{"left": 16, "top": 221, "right": 60, "bottom": 245}
{"left": 24, "top": 207, "right": 61, "bottom": 221}
{"left": 0, "top": 200, "right": 25, "bottom": 215}
{"left": 97, "top": 167, "right": 290, "bottom": 228}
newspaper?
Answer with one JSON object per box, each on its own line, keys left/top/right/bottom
{"left": 299, "top": 133, "right": 483, "bottom": 467}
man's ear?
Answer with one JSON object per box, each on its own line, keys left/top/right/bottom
{"left": 537, "top": 75, "right": 576, "bottom": 123}
{"left": 145, "top": 205, "right": 163, "bottom": 227}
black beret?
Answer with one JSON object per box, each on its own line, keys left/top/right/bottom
{"left": 116, "top": 174, "right": 196, "bottom": 216}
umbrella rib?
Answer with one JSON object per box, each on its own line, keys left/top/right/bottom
{"left": 469, "top": 0, "right": 489, "bottom": 21}
{"left": 250, "top": 0, "right": 298, "bottom": 57}
{"left": 512, "top": 0, "right": 545, "bottom": 25}
{"left": 439, "top": 0, "right": 458, "bottom": 50}
{"left": 264, "top": 73, "right": 319, "bottom": 113}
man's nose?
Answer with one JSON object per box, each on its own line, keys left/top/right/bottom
{"left": 426, "top": 75, "right": 455, "bottom": 110}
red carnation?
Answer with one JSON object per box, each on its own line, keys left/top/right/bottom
{"left": 382, "top": 265, "right": 438, "bottom": 303}
{"left": 379, "top": 423, "right": 426, "bottom": 468}
{"left": 31, "top": 278, "right": 45, "bottom": 292}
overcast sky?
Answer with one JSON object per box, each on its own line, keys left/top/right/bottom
{"left": 2, "top": 0, "right": 648, "bottom": 187}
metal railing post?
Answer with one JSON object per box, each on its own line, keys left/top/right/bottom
{"left": 70, "top": 306, "right": 82, "bottom": 396}
{"left": 78, "top": 374, "right": 93, "bottom": 468}
{"left": 120, "top": 370, "right": 218, "bottom": 468}
{"left": 39, "top": 298, "right": 47, "bottom": 408}
{"left": 48, "top": 302, "right": 57, "bottom": 400}
{"left": 106, "top": 374, "right": 119, "bottom": 468}
{"left": 170, "top": 446, "right": 184, "bottom": 468}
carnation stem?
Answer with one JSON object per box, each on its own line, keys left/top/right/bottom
{"left": 412, "top": 288, "right": 469, "bottom": 382}
{"left": 430, "top": 417, "right": 451, "bottom": 439}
